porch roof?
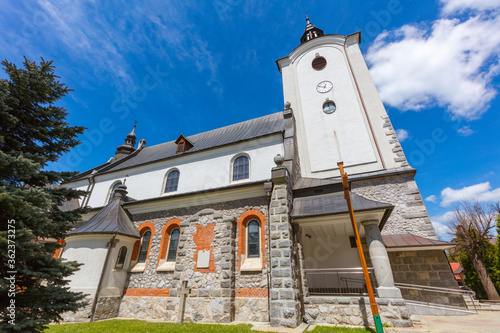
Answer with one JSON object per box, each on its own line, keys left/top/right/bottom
{"left": 290, "top": 191, "right": 393, "bottom": 220}
{"left": 382, "top": 234, "right": 457, "bottom": 251}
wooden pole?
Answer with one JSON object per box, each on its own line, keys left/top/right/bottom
{"left": 338, "top": 162, "right": 384, "bottom": 333}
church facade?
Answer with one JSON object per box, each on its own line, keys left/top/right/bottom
{"left": 60, "top": 19, "right": 459, "bottom": 328}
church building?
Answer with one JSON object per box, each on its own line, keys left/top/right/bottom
{"left": 60, "top": 18, "right": 460, "bottom": 328}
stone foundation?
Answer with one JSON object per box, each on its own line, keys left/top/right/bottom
{"left": 118, "top": 296, "right": 172, "bottom": 320}
{"left": 304, "top": 296, "right": 412, "bottom": 327}
{"left": 60, "top": 297, "right": 92, "bottom": 322}
{"left": 235, "top": 298, "right": 268, "bottom": 322}
{"left": 94, "top": 296, "right": 121, "bottom": 320}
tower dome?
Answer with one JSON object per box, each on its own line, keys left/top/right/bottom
{"left": 300, "top": 16, "right": 324, "bottom": 44}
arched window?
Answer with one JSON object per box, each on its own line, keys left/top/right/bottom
{"left": 164, "top": 170, "right": 180, "bottom": 193}
{"left": 167, "top": 228, "right": 180, "bottom": 262}
{"left": 232, "top": 155, "right": 249, "bottom": 182}
{"left": 115, "top": 246, "right": 128, "bottom": 269}
{"left": 138, "top": 230, "right": 151, "bottom": 263}
{"left": 247, "top": 220, "right": 260, "bottom": 258}
{"left": 237, "top": 210, "right": 266, "bottom": 272}
{"left": 107, "top": 181, "right": 122, "bottom": 203}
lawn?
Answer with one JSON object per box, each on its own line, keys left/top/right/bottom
{"left": 45, "top": 319, "right": 376, "bottom": 332}
{"left": 45, "top": 320, "right": 253, "bottom": 333}
{"left": 311, "top": 326, "right": 375, "bottom": 332}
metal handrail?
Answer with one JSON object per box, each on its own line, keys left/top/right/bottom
{"left": 395, "top": 282, "right": 475, "bottom": 295}
{"left": 304, "top": 268, "right": 376, "bottom": 296}
{"left": 394, "top": 282, "right": 477, "bottom": 312}
{"left": 304, "top": 268, "right": 369, "bottom": 272}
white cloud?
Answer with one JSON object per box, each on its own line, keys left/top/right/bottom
{"left": 431, "top": 211, "right": 455, "bottom": 237}
{"left": 27, "top": 1, "right": 220, "bottom": 94}
{"left": 441, "top": 0, "right": 500, "bottom": 15}
{"left": 440, "top": 181, "right": 500, "bottom": 206}
{"left": 425, "top": 195, "right": 437, "bottom": 203}
{"left": 457, "top": 125, "right": 474, "bottom": 136}
{"left": 396, "top": 129, "right": 410, "bottom": 142}
{"left": 366, "top": 5, "right": 500, "bottom": 120}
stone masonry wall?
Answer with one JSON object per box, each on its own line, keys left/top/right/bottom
{"left": 269, "top": 169, "right": 302, "bottom": 328}
{"left": 381, "top": 115, "right": 409, "bottom": 168}
{"left": 389, "top": 250, "right": 464, "bottom": 307}
{"left": 94, "top": 296, "right": 121, "bottom": 321}
{"left": 117, "top": 197, "right": 269, "bottom": 323}
{"left": 60, "top": 296, "right": 92, "bottom": 322}
{"left": 351, "top": 173, "right": 437, "bottom": 239}
{"left": 304, "top": 296, "right": 411, "bottom": 328}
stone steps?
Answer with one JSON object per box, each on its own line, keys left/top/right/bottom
{"left": 464, "top": 300, "right": 500, "bottom": 311}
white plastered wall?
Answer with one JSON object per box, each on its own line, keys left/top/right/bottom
{"left": 62, "top": 234, "right": 112, "bottom": 298}
{"left": 66, "top": 134, "right": 283, "bottom": 208}
{"left": 279, "top": 35, "right": 397, "bottom": 178}
{"left": 301, "top": 233, "right": 361, "bottom": 269}
{"left": 100, "top": 236, "right": 137, "bottom": 297}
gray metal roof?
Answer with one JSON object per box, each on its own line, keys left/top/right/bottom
{"left": 293, "top": 167, "right": 417, "bottom": 190}
{"left": 68, "top": 198, "right": 140, "bottom": 238}
{"left": 382, "top": 234, "right": 456, "bottom": 249}
{"left": 291, "top": 191, "right": 393, "bottom": 219}
{"left": 73, "top": 112, "right": 285, "bottom": 180}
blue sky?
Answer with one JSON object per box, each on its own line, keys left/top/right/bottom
{"left": 1, "top": 0, "right": 499, "bottom": 238}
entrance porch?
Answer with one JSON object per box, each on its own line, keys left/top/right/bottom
{"left": 291, "top": 191, "right": 412, "bottom": 327}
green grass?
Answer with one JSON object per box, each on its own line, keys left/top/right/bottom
{"left": 311, "top": 326, "right": 376, "bottom": 332}
{"left": 45, "top": 319, "right": 377, "bottom": 333}
{"left": 45, "top": 320, "right": 253, "bottom": 333}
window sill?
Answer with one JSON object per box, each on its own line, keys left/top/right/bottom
{"left": 230, "top": 179, "right": 251, "bottom": 185}
{"left": 112, "top": 267, "right": 127, "bottom": 272}
{"left": 129, "top": 262, "right": 146, "bottom": 273}
{"left": 240, "top": 257, "right": 262, "bottom": 272}
{"left": 156, "top": 260, "right": 175, "bottom": 272}
{"left": 161, "top": 191, "right": 178, "bottom": 197}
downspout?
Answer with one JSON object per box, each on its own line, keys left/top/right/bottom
{"left": 83, "top": 173, "right": 96, "bottom": 207}
{"left": 90, "top": 233, "right": 116, "bottom": 322}
{"left": 343, "top": 37, "right": 386, "bottom": 169}
{"left": 82, "top": 176, "right": 92, "bottom": 208}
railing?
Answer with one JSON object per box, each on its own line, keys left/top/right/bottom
{"left": 394, "top": 282, "right": 477, "bottom": 312}
{"left": 304, "top": 268, "right": 377, "bottom": 296}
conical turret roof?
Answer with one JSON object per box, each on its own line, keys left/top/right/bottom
{"left": 68, "top": 184, "right": 139, "bottom": 238}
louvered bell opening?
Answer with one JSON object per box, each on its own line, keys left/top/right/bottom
{"left": 312, "top": 57, "right": 327, "bottom": 70}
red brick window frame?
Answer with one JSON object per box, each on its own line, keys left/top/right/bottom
{"left": 131, "top": 222, "right": 155, "bottom": 263}
{"left": 157, "top": 219, "right": 181, "bottom": 265}
{"left": 237, "top": 210, "right": 267, "bottom": 269}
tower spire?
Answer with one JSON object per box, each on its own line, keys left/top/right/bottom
{"left": 300, "top": 15, "right": 324, "bottom": 44}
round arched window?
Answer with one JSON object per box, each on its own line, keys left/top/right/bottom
{"left": 247, "top": 220, "right": 260, "bottom": 258}
{"left": 323, "top": 101, "right": 336, "bottom": 114}
{"left": 115, "top": 246, "right": 128, "bottom": 269}
{"left": 138, "top": 230, "right": 151, "bottom": 263}
{"left": 167, "top": 229, "right": 180, "bottom": 262}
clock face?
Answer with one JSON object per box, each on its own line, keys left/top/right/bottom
{"left": 316, "top": 80, "right": 333, "bottom": 93}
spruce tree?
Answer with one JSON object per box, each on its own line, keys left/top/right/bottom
{"left": 0, "top": 58, "right": 87, "bottom": 332}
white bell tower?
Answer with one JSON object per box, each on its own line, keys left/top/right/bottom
{"left": 277, "top": 18, "right": 405, "bottom": 178}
